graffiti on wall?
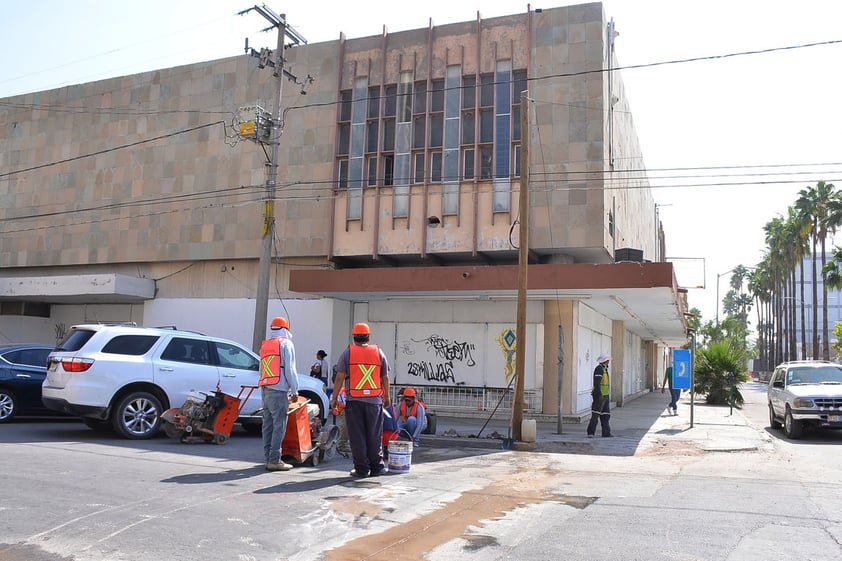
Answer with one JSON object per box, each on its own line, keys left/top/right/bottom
{"left": 496, "top": 327, "right": 517, "bottom": 385}
{"left": 399, "top": 333, "right": 477, "bottom": 386}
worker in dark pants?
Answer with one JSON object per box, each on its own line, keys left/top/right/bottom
{"left": 587, "top": 353, "right": 613, "bottom": 438}
{"left": 331, "top": 322, "right": 391, "bottom": 478}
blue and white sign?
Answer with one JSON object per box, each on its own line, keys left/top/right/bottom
{"left": 672, "top": 349, "right": 691, "bottom": 390}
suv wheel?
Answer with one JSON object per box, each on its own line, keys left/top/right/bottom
{"left": 783, "top": 407, "right": 803, "bottom": 439}
{"left": 112, "top": 391, "right": 163, "bottom": 439}
{"left": 768, "top": 403, "right": 781, "bottom": 430}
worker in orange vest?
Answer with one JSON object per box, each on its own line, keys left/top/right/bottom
{"left": 259, "top": 316, "right": 300, "bottom": 471}
{"left": 397, "top": 387, "right": 427, "bottom": 445}
{"left": 331, "top": 322, "right": 391, "bottom": 478}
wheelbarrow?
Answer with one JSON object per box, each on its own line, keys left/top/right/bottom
{"left": 161, "top": 385, "right": 257, "bottom": 445}
{"left": 282, "top": 395, "right": 341, "bottom": 466}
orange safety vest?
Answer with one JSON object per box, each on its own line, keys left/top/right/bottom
{"left": 348, "top": 344, "right": 383, "bottom": 397}
{"left": 259, "top": 337, "right": 287, "bottom": 387}
{"left": 399, "top": 399, "right": 422, "bottom": 421}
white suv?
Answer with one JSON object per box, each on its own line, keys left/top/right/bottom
{"left": 768, "top": 360, "right": 842, "bottom": 439}
{"left": 42, "top": 324, "right": 328, "bottom": 439}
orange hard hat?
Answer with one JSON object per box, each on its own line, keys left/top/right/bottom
{"left": 270, "top": 317, "right": 289, "bottom": 330}
{"left": 352, "top": 322, "right": 371, "bottom": 335}
{"left": 403, "top": 387, "right": 416, "bottom": 397}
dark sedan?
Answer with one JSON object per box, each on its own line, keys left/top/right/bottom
{"left": 0, "top": 344, "right": 56, "bottom": 422}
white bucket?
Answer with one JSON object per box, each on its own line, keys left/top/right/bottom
{"left": 521, "top": 419, "right": 537, "bottom": 443}
{"left": 387, "top": 440, "right": 413, "bottom": 473}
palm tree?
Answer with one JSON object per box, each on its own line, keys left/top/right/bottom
{"left": 791, "top": 205, "right": 812, "bottom": 359}
{"left": 763, "top": 216, "right": 788, "bottom": 364}
{"left": 747, "top": 263, "right": 773, "bottom": 370}
{"left": 796, "top": 181, "right": 842, "bottom": 360}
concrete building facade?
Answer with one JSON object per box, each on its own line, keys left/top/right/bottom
{"left": 0, "top": 3, "right": 687, "bottom": 420}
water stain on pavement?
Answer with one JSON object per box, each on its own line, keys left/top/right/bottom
{"left": 323, "top": 465, "right": 595, "bottom": 561}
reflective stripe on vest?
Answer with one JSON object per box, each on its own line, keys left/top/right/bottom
{"left": 259, "top": 337, "right": 286, "bottom": 387}
{"left": 600, "top": 365, "right": 610, "bottom": 396}
{"left": 348, "top": 344, "right": 382, "bottom": 397}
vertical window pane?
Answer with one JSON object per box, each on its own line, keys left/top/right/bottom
{"left": 512, "top": 104, "right": 521, "bottom": 141}
{"left": 480, "top": 74, "right": 494, "bottom": 107}
{"left": 382, "top": 119, "right": 395, "bottom": 151}
{"left": 367, "top": 156, "right": 378, "bottom": 186}
{"left": 414, "top": 81, "right": 427, "bottom": 114}
{"left": 494, "top": 62, "right": 511, "bottom": 113}
{"left": 413, "top": 152, "right": 425, "bottom": 183}
{"left": 479, "top": 109, "right": 493, "bottom": 143}
{"left": 398, "top": 72, "right": 412, "bottom": 123}
{"left": 339, "top": 90, "right": 352, "bottom": 121}
{"left": 513, "top": 69, "right": 528, "bottom": 100}
{"left": 384, "top": 84, "right": 397, "bottom": 117}
{"left": 480, "top": 146, "right": 492, "bottom": 179}
{"left": 383, "top": 155, "right": 394, "bottom": 186}
{"left": 430, "top": 152, "right": 442, "bottom": 183}
{"left": 513, "top": 144, "right": 521, "bottom": 177}
{"left": 338, "top": 159, "right": 348, "bottom": 188}
{"left": 463, "top": 148, "right": 475, "bottom": 180}
{"left": 368, "top": 86, "right": 380, "bottom": 119}
{"left": 462, "top": 75, "right": 476, "bottom": 109}
{"left": 352, "top": 77, "right": 368, "bottom": 123}
{"left": 366, "top": 121, "right": 378, "bottom": 152}
{"left": 430, "top": 114, "right": 443, "bottom": 147}
{"left": 413, "top": 116, "right": 426, "bottom": 149}
{"left": 338, "top": 124, "right": 350, "bottom": 154}
{"left": 431, "top": 79, "right": 444, "bottom": 112}
{"left": 462, "top": 111, "right": 475, "bottom": 145}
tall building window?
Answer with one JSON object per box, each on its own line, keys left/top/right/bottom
{"left": 493, "top": 60, "right": 512, "bottom": 212}
{"left": 442, "top": 65, "right": 461, "bottom": 215}
{"left": 393, "top": 71, "right": 414, "bottom": 217}
{"left": 347, "top": 77, "right": 368, "bottom": 219}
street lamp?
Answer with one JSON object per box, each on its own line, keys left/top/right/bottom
{"left": 715, "top": 268, "right": 737, "bottom": 327}
{"left": 715, "top": 266, "right": 756, "bottom": 326}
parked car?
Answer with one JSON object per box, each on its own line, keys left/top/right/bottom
{"left": 42, "top": 324, "right": 328, "bottom": 439}
{"left": 0, "top": 344, "right": 58, "bottom": 422}
{"left": 768, "top": 360, "right": 842, "bottom": 439}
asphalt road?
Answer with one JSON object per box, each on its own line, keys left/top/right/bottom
{"left": 1, "top": 384, "right": 840, "bottom": 561}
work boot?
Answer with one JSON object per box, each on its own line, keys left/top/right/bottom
{"left": 266, "top": 461, "right": 293, "bottom": 471}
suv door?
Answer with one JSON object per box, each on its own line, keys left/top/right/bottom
{"left": 212, "top": 340, "right": 262, "bottom": 415}
{"left": 768, "top": 367, "right": 785, "bottom": 416}
{"left": 155, "top": 336, "right": 221, "bottom": 409}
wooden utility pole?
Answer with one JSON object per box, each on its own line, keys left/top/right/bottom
{"left": 512, "top": 90, "right": 529, "bottom": 441}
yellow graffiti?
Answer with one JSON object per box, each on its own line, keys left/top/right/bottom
{"left": 496, "top": 328, "right": 517, "bottom": 385}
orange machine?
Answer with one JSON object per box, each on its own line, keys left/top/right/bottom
{"left": 282, "top": 396, "right": 315, "bottom": 463}
{"left": 161, "top": 386, "right": 257, "bottom": 445}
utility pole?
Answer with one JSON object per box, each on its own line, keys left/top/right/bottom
{"left": 512, "top": 90, "right": 529, "bottom": 442}
{"left": 240, "top": 5, "right": 308, "bottom": 352}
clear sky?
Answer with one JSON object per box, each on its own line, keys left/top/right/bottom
{"left": 2, "top": 0, "right": 841, "bottom": 323}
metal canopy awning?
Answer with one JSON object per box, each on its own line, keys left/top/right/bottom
{"left": 290, "top": 262, "right": 689, "bottom": 347}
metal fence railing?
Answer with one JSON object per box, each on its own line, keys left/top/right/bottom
{"left": 391, "top": 385, "right": 542, "bottom": 417}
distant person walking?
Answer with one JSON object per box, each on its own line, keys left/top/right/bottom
{"left": 661, "top": 360, "right": 680, "bottom": 415}
{"left": 331, "top": 322, "right": 391, "bottom": 478}
{"left": 259, "top": 316, "right": 300, "bottom": 471}
{"left": 586, "top": 353, "right": 613, "bottom": 438}
{"left": 310, "top": 349, "right": 329, "bottom": 386}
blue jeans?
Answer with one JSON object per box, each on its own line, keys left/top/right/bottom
{"left": 262, "top": 387, "right": 290, "bottom": 464}
{"left": 668, "top": 388, "right": 681, "bottom": 411}
{"left": 398, "top": 416, "right": 426, "bottom": 442}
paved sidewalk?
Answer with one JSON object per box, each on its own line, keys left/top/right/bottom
{"left": 422, "top": 383, "right": 772, "bottom": 456}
